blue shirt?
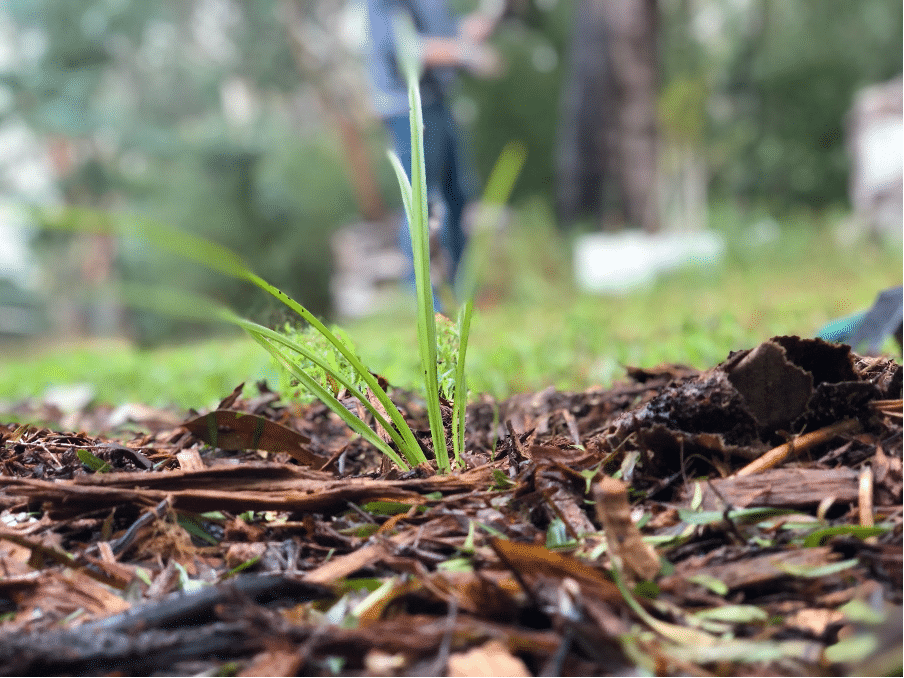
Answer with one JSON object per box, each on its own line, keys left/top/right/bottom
{"left": 364, "top": 0, "right": 459, "bottom": 117}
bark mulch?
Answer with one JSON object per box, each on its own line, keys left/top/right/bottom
{"left": 0, "top": 336, "right": 900, "bottom": 676}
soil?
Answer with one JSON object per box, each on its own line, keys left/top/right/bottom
{"left": 0, "top": 336, "right": 900, "bottom": 676}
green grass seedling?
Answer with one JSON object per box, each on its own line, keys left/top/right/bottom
{"left": 107, "top": 279, "right": 425, "bottom": 470}
{"left": 387, "top": 11, "right": 448, "bottom": 471}
{"left": 451, "top": 141, "right": 526, "bottom": 465}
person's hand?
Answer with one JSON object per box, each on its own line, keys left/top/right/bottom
{"left": 459, "top": 12, "right": 497, "bottom": 43}
{"left": 458, "top": 40, "right": 502, "bottom": 78}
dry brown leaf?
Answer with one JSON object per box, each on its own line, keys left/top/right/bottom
{"left": 239, "top": 648, "right": 302, "bottom": 677}
{"left": 182, "top": 410, "right": 322, "bottom": 466}
{"left": 786, "top": 608, "right": 844, "bottom": 636}
{"left": 489, "top": 538, "right": 621, "bottom": 602}
{"left": 593, "top": 476, "right": 660, "bottom": 580}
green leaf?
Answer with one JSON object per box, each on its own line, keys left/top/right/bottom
{"left": 350, "top": 577, "right": 396, "bottom": 618}
{"left": 135, "top": 567, "right": 153, "bottom": 587}
{"left": 633, "top": 580, "right": 660, "bottom": 599}
{"left": 545, "top": 518, "right": 576, "bottom": 549}
{"left": 686, "top": 573, "right": 729, "bottom": 595}
{"left": 839, "top": 598, "right": 887, "bottom": 625}
{"left": 336, "top": 578, "right": 385, "bottom": 595}
{"left": 693, "top": 604, "right": 769, "bottom": 624}
{"left": 491, "top": 468, "right": 515, "bottom": 489}
{"left": 461, "top": 520, "right": 476, "bottom": 554}
{"left": 476, "top": 521, "right": 508, "bottom": 539}
{"left": 823, "top": 634, "right": 879, "bottom": 664}
{"left": 437, "top": 556, "right": 474, "bottom": 572}
{"left": 801, "top": 525, "right": 888, "bottom": 547}
{"left": 247, "top": 330, "right": 414, "bottom": 471}
{"left": 777, "top": 557, "right": 859, "bottom": 578}
{"left": 678, "top": 506, "right": 793, "bottom": 525}
{"left": 76, "top": 448, "right": 111, "bottom": 473}
{"left": 360, "top": 500, "right": 417, "bottom": 516}
{"left": 177, "top": 514, "right": 220, "bottom": 545}
{"left": 222, "top": 554, "right": 262, "bottom": 578}
{"left": 174, "top": 562, "right": 207, "bottom": 593}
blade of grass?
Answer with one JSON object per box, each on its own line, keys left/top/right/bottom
{"left": 392, "top": 12, "right": 448, "bottom": 472}
{"left": 230, "top": 316, "right": 424, "bottom": 467}
{"left": 111, "top": 281, "right": 425, "bottom": 468}
{"left": 451, "top": 142, "right": 527, "bottom": 466}
{"left": 43, "top": 206, "right": 426, "bottom": 469}
{"left": 247, "top": 330, "right": 411, "bottom": 471}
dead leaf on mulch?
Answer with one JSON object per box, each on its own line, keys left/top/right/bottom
{"left": 0, "top": 336, "right": 900, "bottom": 676}
{"left": 181, "top": 409, "right": 323, "bottom": 466}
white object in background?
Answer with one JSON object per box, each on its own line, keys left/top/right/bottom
{"left": 848, "top": 76, "right": 903, "bottom": 239}
{"left": 574, "top": 230, "right": 726, "bottom": 294}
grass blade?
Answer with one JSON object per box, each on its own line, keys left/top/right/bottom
{"left": 109, "top": 280, "right": 426, "bottom": 469}
{"left": 247, "top": 330, "right": 411, "bottom": 471}
{"left": 451, "top": 142, "right": 527, "bottom": 465}
{"left": 392, "top": 11, "right": 448, "bottom": 472}
{"left": 228, "top": 315, "right": 425, "bottom": 467}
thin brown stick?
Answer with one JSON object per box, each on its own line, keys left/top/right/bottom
{"left": 871, "top": 399, "right": 903, "bottom": 409}
{"left": 734, "top": 419, "right": 861, "bottom": 477}
{"left": 0, "top": 530, "right": 130, "bottom": 589}
{"left": 859, "top": 465, "right": 877, "bottom": 544}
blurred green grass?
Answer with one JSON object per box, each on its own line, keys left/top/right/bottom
{"left": 0, "top": 201, "right": 900, "bottom": 412}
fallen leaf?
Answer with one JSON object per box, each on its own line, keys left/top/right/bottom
{"left": 182, "top": 410, "right": 322, "bottom": 466}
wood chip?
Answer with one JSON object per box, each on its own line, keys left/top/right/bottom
{"left": 447, "top": 640, "right": 531, "bottom": 677}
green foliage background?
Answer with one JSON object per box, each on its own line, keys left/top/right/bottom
{"left": 0, "top": 0, "right": 900, "bottom": 344}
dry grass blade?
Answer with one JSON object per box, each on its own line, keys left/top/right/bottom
{"left": 734, "top": 418, "right": 861, "bottom": 477}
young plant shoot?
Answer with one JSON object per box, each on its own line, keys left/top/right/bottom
{"left": 386, "top": 11, "right": 449, "bottom": 472}
{"left": 39, "top": 17, "right": 523, "bottom": 475}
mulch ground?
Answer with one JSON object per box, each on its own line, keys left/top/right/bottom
{"left": 0, "top": 335, "right": 900, "bottom": 676}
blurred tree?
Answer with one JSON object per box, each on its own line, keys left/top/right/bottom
{"left": 556, "top": 0, "right": 660, "bottom": 232}
{"left": 453, "top": 0, "right": 572, "bottom": 204}
{"left": 700, "top": 0, "right": 902, "bottom": 209}
{"left": 0, "top": 0, "right": 384, "bottom": 342}
{"left": 279, "top": 0, "right": 386, "bottom": 221}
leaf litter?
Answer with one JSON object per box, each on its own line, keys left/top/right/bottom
{"left": 0, "top": 336, "right": 900, "bottom": 676}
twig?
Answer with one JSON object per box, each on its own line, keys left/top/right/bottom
{"left": 859, "top": 465, "right": 876, "bottom": 544}
{"left": 0, "top": 529, "right": 129, "bottom": 589}
{"left": 430, "top": 595, "right": 459, "bottom": 676}
{"left": 734, "top": 419, "right": 861, "bottom": 477}
{"left": 871, "top": 398, "right": 903, "bottom": 410}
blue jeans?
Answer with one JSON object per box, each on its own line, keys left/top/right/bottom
{"left": 385, "top": 100, "right": 471, "bottom": 292}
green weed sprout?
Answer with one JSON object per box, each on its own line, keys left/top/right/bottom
{"left": 386, "top": 14, "right": 525, "bottom": 470}
{"left": 451, "top": 142, "right": 526, "bottom": 464}
{"left": 386, "top": 11, "right": 449, "bottom": 472}
{"left": 40, "top": 211, "right": 427, "bottom": 471}
{"left": 38, "top": 14, "right": 523, "bottom": 474}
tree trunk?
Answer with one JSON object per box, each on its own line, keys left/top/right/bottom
{"left": 555, "top": 0, "right": 608, "bottom": 224}
{"left": 556, "top": 0, "right": 659, "bottom": 232}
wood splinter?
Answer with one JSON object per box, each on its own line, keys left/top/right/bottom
{"left": 734, "top": 418, "right": 861, "bottom": 477}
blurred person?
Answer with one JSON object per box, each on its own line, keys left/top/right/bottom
{"left": 364, "top": 0, "right": 503, "bottom": 297}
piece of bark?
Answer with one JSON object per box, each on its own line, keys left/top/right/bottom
{"left": 85, "top": 574, "right": 331, "bottom": 632}
{"left": 660, "top": 546, "right": 838, "bottom": 593}
{"left": 0, "top": 621, "right": 256, "bottom": 676}
{"left": 687, "top": 467, "right": 860, "bottom": 510}
{"left": 594, "top": 476, "right": 660, "bottom": 580}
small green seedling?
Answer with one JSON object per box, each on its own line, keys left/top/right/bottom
{"left": 38, "top": 15, "right": 523, "bottom": 475}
